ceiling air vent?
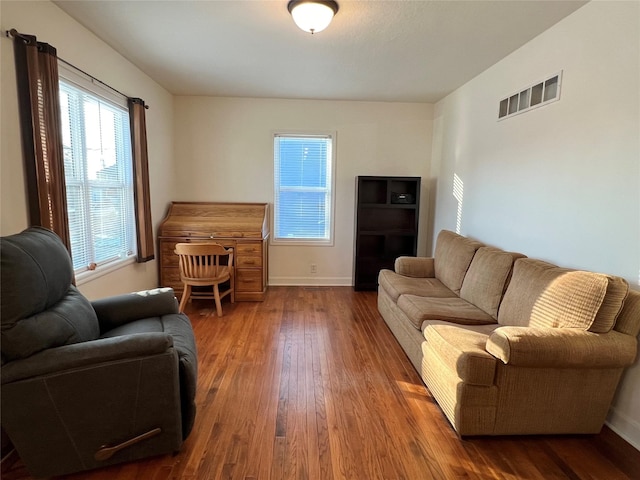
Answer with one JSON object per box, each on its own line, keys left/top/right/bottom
{"left": 498, "top": 71, "right": 562, "bottom": 120}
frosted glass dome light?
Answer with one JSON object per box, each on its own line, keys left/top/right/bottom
{"left": 288, "top": 0, "right": 339, "bottom": 34}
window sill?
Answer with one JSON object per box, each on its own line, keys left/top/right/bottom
{"left": 75, "top": 256, "right": 137, "bottom": 286}
{"left": 271, "top": 238, "right": 334, "bottom": 247}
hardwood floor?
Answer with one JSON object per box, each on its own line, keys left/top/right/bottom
{"left": 4, "top": 287, "right": 640, "bottom": 479}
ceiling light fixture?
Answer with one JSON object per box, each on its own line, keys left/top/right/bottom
{"left": 287, "top": 0, "right": 339, "bottom": 34}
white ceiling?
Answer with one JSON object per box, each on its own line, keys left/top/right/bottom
{"left": 53, "top": 0, "right": 587, "bottom": 103}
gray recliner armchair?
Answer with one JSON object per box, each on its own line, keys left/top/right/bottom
{"left": 1, "top": 227, "right": 198, "bottom": 478}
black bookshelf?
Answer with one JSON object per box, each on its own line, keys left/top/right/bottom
{"left": 354, "top": 176, "right": 420, "bottom": 291}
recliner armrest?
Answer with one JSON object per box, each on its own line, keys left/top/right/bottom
{"left": 92, "top": 287, "right": 179, "bottom": 331}
{"left": 1, "top": 332, "right": 174, "bottom": 384}
{"left": 486, "top": 326, "right": 637, "bottom": 368}
{"left": 394, "top": 256, "right": 435, "bottom": 278}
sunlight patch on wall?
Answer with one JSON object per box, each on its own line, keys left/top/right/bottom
{"left": 453, "top": 173, "right": 464, "bottom": 234}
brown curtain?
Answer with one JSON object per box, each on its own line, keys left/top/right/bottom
{"left": 129, "top": 98, "right": 155, "bottom": 262}
{"left": 11, "top": 29, "right": 70, "bottom": 250}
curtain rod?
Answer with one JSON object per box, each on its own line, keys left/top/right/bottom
{"left": 6, "top": 28, "right": 149, "bottom": 109}
{"left": 58, "top": 58, "right": 149, "bottom": 109}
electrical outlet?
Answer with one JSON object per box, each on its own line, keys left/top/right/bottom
{"left": 310, "top": 263, "right": 317, "bottom": 274}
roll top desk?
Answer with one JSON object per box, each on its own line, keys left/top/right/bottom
{"left": 158, "top": 202, "right": 269, "bottom": 301}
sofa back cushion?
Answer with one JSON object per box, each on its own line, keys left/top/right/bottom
{"left": 460, "top": 247, "right": 526, "bottom": 320}
{"left": 591, "top": 275, "right": 629, "bottom": 333}
{"left": 1, "top": 227, "right": 100, "bottom": 362}
{"left": 433, "top": 230, "right": 483, "bottom": 295}
{"left": 498, "top": 259, "right": 612, "bottom": 331}
{"left": 614, "top": 289, "right": 640, "bottom": 337}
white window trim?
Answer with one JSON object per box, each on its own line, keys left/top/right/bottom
{"left": 75, "top": 256, "right": 136, "bottom": 286}
{"left": 271, "top": 131, "right": 337, "bottom": 247}
{"left": 59, "top": 62, "right": 128, "bottom": 109}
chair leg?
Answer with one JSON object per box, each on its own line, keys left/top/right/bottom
{"left": 179, "top": 285, "right": 191, "bottom": 313}
{"left": 213, "top": 284, "right": 223, "bottom": 317}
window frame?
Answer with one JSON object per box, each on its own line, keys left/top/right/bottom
{"left": 58, "top": 62, "right": 138, "bottom": 284}
{"left": 272, "top": 131, "right": 337, "bottom": 247}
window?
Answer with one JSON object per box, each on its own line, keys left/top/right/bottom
{"left": 273, "top": 133, "right": 335, "bottom": 245}
{"left": 59, "top": 66, "right": 137, "bottom": 275}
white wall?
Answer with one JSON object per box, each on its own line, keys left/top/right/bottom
{"left": 174, "top": 97, "right": 433, "bottom": 285}
{"left": 431, "top": 2, "right": 640, "bottom": 448}
{"left": 0, "top": 0, "right": 176, "bottom": 299}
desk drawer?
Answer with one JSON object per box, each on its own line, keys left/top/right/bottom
{"left": 236, "top": 255, "right": 262, "bottom": 268}
{"left": 236, "top": 242, "right": 262, "bottom": 256}
{"left": 236, "top": 269, "right": 263, "bottom": 292}
{"left": 236, "top": 241, "right": 263, "bottom": 268}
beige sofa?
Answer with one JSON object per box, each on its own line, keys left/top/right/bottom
{"left": 378, "top": 230, "right": 640, "bottom": 436}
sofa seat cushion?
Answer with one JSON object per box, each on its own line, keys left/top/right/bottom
{"left": 433, "top": 230, "right": 484, "bottom": 294}
{"left": 498, "top": 259, "right": 609, "bottom": 331}
{"left": 398, "top": 295, "right": 497, "bottom": 329}
{"left": 378, "top": 269, "right": 456, "bottom": 303}
{"left": 423, "top": 323, "right": 499, "bottom": 386}
{"left": 460, "top": 247, "right": 525, "bottom": 320}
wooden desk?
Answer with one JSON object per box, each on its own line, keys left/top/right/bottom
{"left": 158, "top": 202, "right": 269, "bottom": 301}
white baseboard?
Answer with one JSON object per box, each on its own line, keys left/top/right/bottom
{"left": 606, "top": 407, "right": 640, "bottom": 451}
{"left": 269, "top": 276, "right": 353, "bottom": 287}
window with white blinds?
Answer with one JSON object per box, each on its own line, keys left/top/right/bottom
{"left": 59, "top": 70, "right": 137, "bottom": 275}
{"left": 273, "top": 133, "right": 335, "bottom": 245}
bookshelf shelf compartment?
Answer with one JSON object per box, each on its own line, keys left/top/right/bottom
{"left": 354, "top": 176, "right": 420, "bottom": 291}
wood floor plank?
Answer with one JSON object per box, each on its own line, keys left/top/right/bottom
{"left": 3, "top": 286, "right": 639, "bottom": 480}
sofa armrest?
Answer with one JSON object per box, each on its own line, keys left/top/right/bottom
{"left": 92, "top": 287, "right": 179, "bottom": 332}
{"left": 394, "top": 256, "right": 435, "bottom": 278}
{"left": 1, "top": 332, "right": 174, "bottom": 384}
{"left": 486, "top": 326, "right": 637, "bottom": 368}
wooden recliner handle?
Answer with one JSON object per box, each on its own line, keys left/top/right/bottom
{"left": 94, "top": 427, "right": 162, "bottom": 461}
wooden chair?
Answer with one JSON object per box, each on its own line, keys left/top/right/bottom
{"left": 174, "top": 242, "right": 234, "bottom": 316}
